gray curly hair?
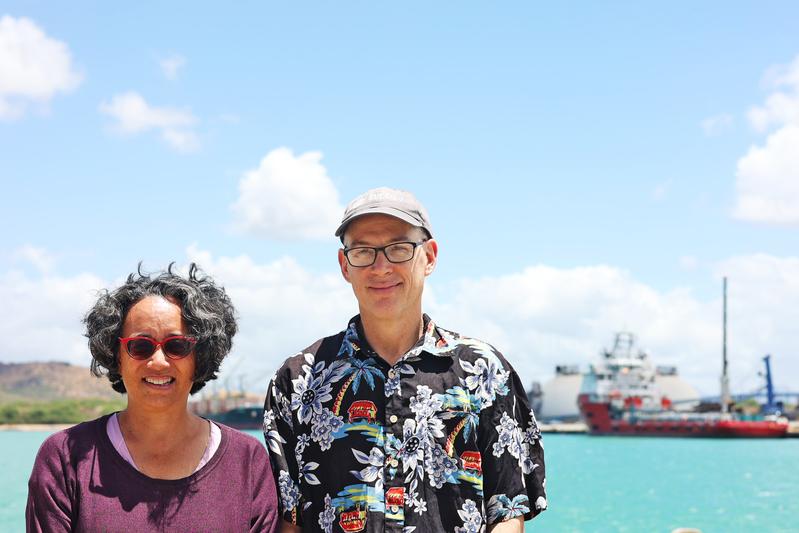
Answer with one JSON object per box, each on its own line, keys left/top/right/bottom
{"left": 84, "top": 263, "right": 237, "bottom": 394}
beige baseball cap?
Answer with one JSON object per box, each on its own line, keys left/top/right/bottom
{"left": 335, "top": 187, "right": 433, "bottom": 240}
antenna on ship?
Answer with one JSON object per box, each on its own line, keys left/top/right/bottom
{"left": 721, "top": 276, "right": 731, "bottom": 414}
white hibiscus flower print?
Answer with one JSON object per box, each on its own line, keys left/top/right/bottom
{"left": 290, "top": 355, "right": 348, "bottom": 424}
{"left": 423, "top": 442, "right": 459, "bottom": 489}
{"left": 405, "top": 478, "right": 428, "bottom": 515}
{"left": 278, "top": 470, "right": 301, "bottom": 512}
{"left": 460, "top": 356, "right": 509, "bottom": 408}
{"left": 410, "top": 385, "right": 443, "bottom": 420}
{"left": 454, "top": 498, "right": 484, "bottom": 533}
{"left": 310, "top": 408, "right": 344, "bottom": 450}
{"left": 263, "top": 409, "right": 286, "bottom": 456}
{"left": 526, "top": 408, "right": 542, "bottom": 441}
{"left": 318, "top": 493, "right": 336, "bottom": 533}
{"left": 398, "top": 418, "right": 426, "bottom": 478}
{"left": 492, "top": 412, "right": 538, "bottom": 474}
{"left": 291, "top": 372, "right": 333, "bottom": 424}
{"left": 350, "top": 446, "right": 385, "bottom": 492}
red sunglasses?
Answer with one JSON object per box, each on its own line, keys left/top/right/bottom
{"left": 119, "top": 336, "right": 197, "bottom": 360}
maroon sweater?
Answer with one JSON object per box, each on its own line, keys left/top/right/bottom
{"left": 26, "top": 415, "right": 279, "bottom": 532}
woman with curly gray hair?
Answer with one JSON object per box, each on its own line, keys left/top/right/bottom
{"left": 26, "top": 264, "right": 279, "bottom": 532}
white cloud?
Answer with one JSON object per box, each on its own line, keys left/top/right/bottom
{"left": 428, "top": 265, "right": 720, "bottom": 393}
{"left": 13, "top": 244, "right": 55, "bottom": 274}
{"left": 734, "top": 55, "right": 799, "bottom": 225}
{"left": 159, "top": 53, "right": 185, "bottom": 81}
{"left": 713, "top": 254, "right": 799, "bottom": 390}
{"left": 0, "top": 268, "right": 105, "bottom": 365}
{"left": 184, "top": 245, "right": 355, "bottom": 388}
{"left": 99, "top": 91, "right": 199, "bottom": 152}
{"left": 748, "top": 92, "right": 799, "bottom": 132}
{"left": 748, "top": 55, "right": 799, "bottom": 132}
{"left": 3, "top": 248, "right": 795, "bottom": 399}
{"left": 700, "top": 113, "right": 733, "bottom": 136}
{"left": 0, "top": 15, "right": 82, "bottom": 120}
{"left": 733, "top": 125, "right": 799, "bottom": 224}
{"left": 231, "top": 147, "right": 344, "bottom": 240}
{"left": 161, "top": 127, "right": 200, "bottom": 152}
{"left": 430, "top": 258, "right": 798, "bottom": 395}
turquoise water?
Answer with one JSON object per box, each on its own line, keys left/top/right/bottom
{"left": 3, "top": 430, "right": 798, "bottom": 532}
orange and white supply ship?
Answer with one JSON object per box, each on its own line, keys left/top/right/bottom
{"left": 577, "top": 331, "right": 788, "bottom": 438}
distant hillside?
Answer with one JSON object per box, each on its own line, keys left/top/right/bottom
{"left": 0, "top": 361, "right": 122, "bottom": 403}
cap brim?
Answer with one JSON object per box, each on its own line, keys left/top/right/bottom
{"left": 335, "top": 206, "right": 425, "bottom": 237}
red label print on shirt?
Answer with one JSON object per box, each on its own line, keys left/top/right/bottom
{"left": 348, "top": 400, "right": 378, "bottom": 424}
{"left": 461, "top": 451, "right": 482, "bottom": 476}
{"left": 386, "top": 486, "right": 405, "bottom": 507}
{"left": 340, "top": 507, "right": 367, "bottom": 532}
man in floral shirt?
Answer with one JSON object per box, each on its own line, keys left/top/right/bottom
{"left": 264, "top": 188, "right": 546, "bottom": 533}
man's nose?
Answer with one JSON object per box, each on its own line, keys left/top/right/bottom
{"left": 371, "top": 249, "right": 393, "bottom": 271}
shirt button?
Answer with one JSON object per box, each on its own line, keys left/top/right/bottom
{"left": 390, "top": 458, "right": 399, "bottom": 468}
{"left": 388, "top": 369, "right": 397, "bottom": 379}
{"left": 390, "top": 505, "right": 399, "bottom": 513}
{"left": 389, "top": 414, "right": 399, "bottom": 424}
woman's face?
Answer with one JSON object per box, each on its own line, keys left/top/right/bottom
{"left": 118, "top": 296, "right": 196, "bottom": 413}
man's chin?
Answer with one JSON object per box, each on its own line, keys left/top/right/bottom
{"left": 360, "top": 300, "right": 402, "bottom": 319}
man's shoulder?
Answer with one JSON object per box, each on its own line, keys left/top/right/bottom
{"left": 273, "top": 330, "right": 348, "bottom": 379}
{"left": 435, "top": 325, "right": 506, "bottom": 361}
{"left": 433, "top": 323, "right": 527, "bottom": 380}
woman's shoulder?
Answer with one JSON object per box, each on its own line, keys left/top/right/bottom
{"left": 212, "top": 424, "right": 271, "bottom": 468}
{"left": 38, "top": 416, "right": 107, "bottom": 454}
{"left": 215, "top": 423, "right": 265, "bottom": 450}
{"left": 31, "top": 416, "right": 110, "bottom": 483}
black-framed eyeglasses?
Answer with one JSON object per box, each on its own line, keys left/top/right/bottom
{"left": 343, "top": 240, "right": 427, "bottom": 267}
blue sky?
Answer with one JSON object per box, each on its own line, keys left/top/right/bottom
{"left": 1, "top": 2, "right": 797, "bottom": 396}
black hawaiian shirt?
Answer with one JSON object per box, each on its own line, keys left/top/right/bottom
{"left": 263, "top": 315, "right": 546, "bottom": 533}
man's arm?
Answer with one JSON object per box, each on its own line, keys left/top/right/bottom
{"left": 488, "top": 517, "right": 524, "bottom": 532}
{"left": 478, "top": 356, "right": 547, "bottom": 530}
{"left": 264, "top": 375, "right": 304, "bottom": 529}
{"left": 279, "top": 519, "right": 301, "bottom": 533}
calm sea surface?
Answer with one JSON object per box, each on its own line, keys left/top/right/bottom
{"left": 2, "top": 430, "right": 797, "bottom": 532}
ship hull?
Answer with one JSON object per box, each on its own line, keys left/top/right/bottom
{"left": 205, "top": 406, "right": 263, "bottom": 430}
{"left": 578, "top": 394, "right": 788, "bottom": 438}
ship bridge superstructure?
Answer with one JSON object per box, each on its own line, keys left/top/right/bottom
{"left": 580, "top": 332, "right": 663, "bottom": 411}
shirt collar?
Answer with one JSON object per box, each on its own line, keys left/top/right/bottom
{"left": 337, "top": 314, "right": 453, "bottom": 362}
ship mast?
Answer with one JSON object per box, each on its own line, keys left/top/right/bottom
{"left": 721, "top": 277, "right": 731, "bottom": 414}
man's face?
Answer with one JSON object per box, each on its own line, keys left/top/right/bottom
{"left": 338, "top": 214, "right": 437, "bottom": 322}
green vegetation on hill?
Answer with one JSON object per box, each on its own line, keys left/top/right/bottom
{"left": 0, "top": 398, "right": 126, "bottom": 424}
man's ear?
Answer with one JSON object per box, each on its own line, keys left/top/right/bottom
{"left": 423, "top": 239, "right": 438, "bottom": 276}
{"left": 338, "top": 248, "right": 352, "bottom": 282}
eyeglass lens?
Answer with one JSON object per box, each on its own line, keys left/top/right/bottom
{"left": 347, "top": 242, "right": 417, "bottom": 266}
{"left": 125, "top": 337, "right": 195, "bottom": 359}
